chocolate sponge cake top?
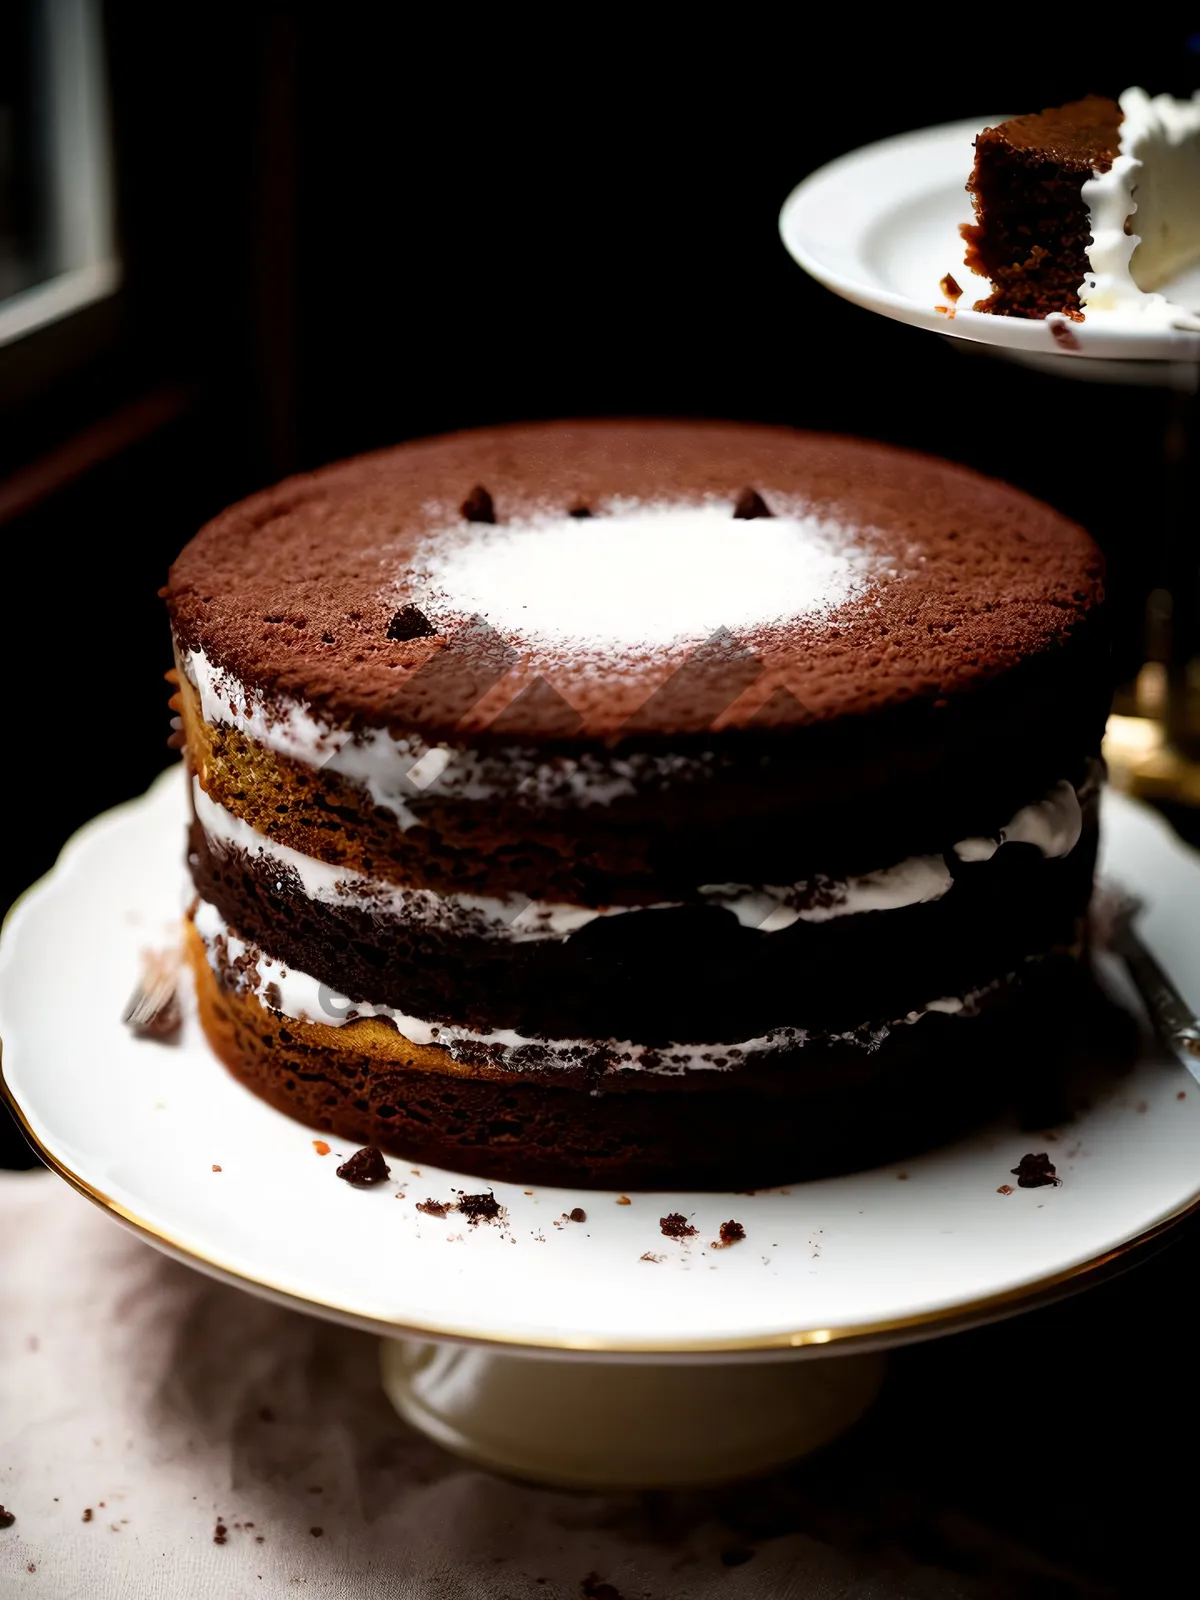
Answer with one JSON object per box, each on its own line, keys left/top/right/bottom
{"left": 166, "top": 419, "right": 1104, "bottom": 743}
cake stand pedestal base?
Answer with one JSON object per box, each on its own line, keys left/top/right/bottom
{"left": 379, "top": 1339, "right": 888, "bottom": 1489}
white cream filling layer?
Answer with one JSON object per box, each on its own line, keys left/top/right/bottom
{"left": 186, "top": 645, "right": 703, "bottom": 825}
{"left": 192, "top": 898, "right": 1008, "bottom": 1074}
{"left": 194, "top": 766, "right": 1091, "bottom": 943}
{"left": 1080, "top": 87, "right": 1200, "bottom": 323}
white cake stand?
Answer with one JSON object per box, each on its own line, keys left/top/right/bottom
{"left": 3, "top": 768, "right": 1200, "bottom": 1487}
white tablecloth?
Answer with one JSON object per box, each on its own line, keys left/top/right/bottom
{"left": 0, "top": 1170, "right": 1006, "bottom": 1598}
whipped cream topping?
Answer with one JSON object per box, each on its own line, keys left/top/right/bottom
{"left": 411, "top": 500, "right": 881, "bottom": 652}
{"left": 1080, "top": 87, "right": 1200, "bottom": 324}
{"left": 192, "top": 899, "right": 1011, "bottom": 1074}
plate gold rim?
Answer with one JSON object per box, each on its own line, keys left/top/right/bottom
{"left": 2, "top": 767, "right": 1200, "bottom": 1357}
{"left": 4, "top": 1063, "right": 1199, "bottom": 1356}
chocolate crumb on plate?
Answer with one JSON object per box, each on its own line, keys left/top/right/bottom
{"left": 615, "top": 1195, "right": 631, "bottom": 1205}
{"left": 335, "top": 1146, "right": 391, "bottom": 1186}
{"left": 460, "top": 484, "right": 496, "bottom": 524}
{"left": 567, "top": 504, "right": 592, "bottom": 518}
{"left": 457, "top": 1191, "right": 502, "bottom": 1225}
{"left": 997, "top": 1184, "right": 1014, "bottom": 1195}
{"left": 386, "top": 603, "right": 436, "bottom": 642}
{"left": 82, "top": 1508, "right": 93, "bottom": 1523}
{"left": 123, "top": 947, "right": 182, "bottom": 1041}
{"left": 711, "top": 1219, "right": 746, "bottom": 1248}
{"left": 569, "top": 1206, "right": 587, "bottom": 1223}
{"left": 416, "top": 1198, "right": 450, "bottom": 1218}
{"left": 732, "top": 487, "right": 773, "bottom": 520}
{"left": 640, "top": 1252, "right": 664, "bottom": 1263}
{"left": 1011, "top": 1152, "right": 1061, "bottom": 1188}
{"left": 310, "top": 1527, "right": 323, "bottom": 1538}
{"left": 940, "top": 273, "right": 963, "bottom": 301}
{"left": 214, "top": 1520, "right": 228, "bottom": 1545}
{"left": 660, "top": 1212, "right": 697, "bottom": 1239}
{"left": 0, "top": 1506, "right": 15, "bottom": 1529}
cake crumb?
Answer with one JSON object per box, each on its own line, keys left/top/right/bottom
{"left": 659, "top": 1213, "right": 697, "bottom": 1239}
{"left": 569, "top": 1207, "right": 587, "bottom": 1223}
{"left": 386, "top": 603, "right": 436, "bottom": 641}
{"left": 733, "top": 487, "right": 773, "bottom": 521}
{"left": 711, "top": 1219, "right": 746, "bottom": 1249}
{"left": 940, "top": 272, "right": 963, "bottom": 301}
{"left": 896, "top": 1172, "right": 909, "bottom": 1181}
{"left": 310, "top": 1527, "right": 323, "bottom": 1538}
{"left": 214, "top": 1520, "right": 228, "bottom": 1545}
{"left": 581, "top": 1575, "right": 623, "bottom": 1600}
{"left": 82, "top": 1509, "right": 93, "bottom": 1523}
{"left": 457, "top": 1191, "right": 503, "bottom": 1225}
{"left": 0, "top": 1506, "right": 14, "bottom": 1529}
{"left": 461, "top": 484, "right": 496, "bottom": 524}
{"left": 616, "top": 1195, "right": 631, "bottom": 1205}
{"left": 211, "top": 1164, "right": 222, "bottom": 1173}
{"left": 336, "top": 1146, "right": 390, "bottom": 1186}
{"left": 417, "top": 1199, "right": 450, "bottom": 1218}
{"left": 640, "top": 1252, "right": 664, "bottom": 1263}
{"left": 312, "top": 1140, "right": 331, "bottom": 1156}
{"left": 1049, "top": 316, "right": 1082, "bottom": 350}
{"left": 1011, "top": 1152, "right": 1061, "bottom": 1188}
{"left": 997, "top": 1184, "right": 1014, "bottom": 1195}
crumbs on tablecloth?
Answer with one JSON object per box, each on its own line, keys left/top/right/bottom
{"left": 581, "top": 1573, "right": 623, "bottom": 1599}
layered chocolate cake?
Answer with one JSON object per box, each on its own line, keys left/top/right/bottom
{"left": 959, "top": 88, "right": 1200, "bottom": 320}
{"left": 166, "top": 420, "right": 1108, "bottom": 1188}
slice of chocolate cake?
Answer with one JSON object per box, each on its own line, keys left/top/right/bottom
{"left": 165, "top": 420, "right": 1109, "bottom": 1189}
{"left": 960, "top": 88, "right": 1200, "bottom": 320}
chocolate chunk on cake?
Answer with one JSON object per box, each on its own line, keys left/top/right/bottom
{"left": 960, "top": 88, "right": 1200, "bottom": 320}
{"left": 165, "top": 419, "right": 1108, "bottom": 1189}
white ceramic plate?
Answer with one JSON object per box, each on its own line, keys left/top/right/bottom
{"left": 779, "top": 117, "right": 1200, "bottom": 365}
{"left": 2, "top": 767, "right": 1199, "bottom": 1357}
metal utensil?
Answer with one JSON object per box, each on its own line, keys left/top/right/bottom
{"left": 1102, "top": 886, "right": 1200, "bottom": 1085}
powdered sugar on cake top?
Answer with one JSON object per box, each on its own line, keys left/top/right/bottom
{"left": 411, "top": 501, "right": 881, "bottom": 652}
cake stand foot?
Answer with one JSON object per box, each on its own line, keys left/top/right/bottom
{"left": 379, "top": 1339, "right": 887, "bottom": 1489}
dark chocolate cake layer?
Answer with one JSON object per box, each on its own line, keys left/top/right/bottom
{"left": 961, "top": 96, "right": 1122, "bottom": 319}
